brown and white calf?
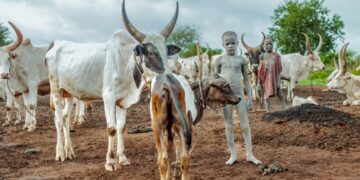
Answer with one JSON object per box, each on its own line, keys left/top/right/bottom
{"left": 150, "top": 73, "right": 240, "bottom": 180}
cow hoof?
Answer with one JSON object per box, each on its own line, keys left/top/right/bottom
{"left": 28, "top": 125, "right": 36, "bottom": 132}
{"left": 14, "top": 121, "right": 21, "bottom": 125}
{"left": 65, "top": 147, "right": 76, "bottom": 160}
{"left": 225, "top": 156, "right": 237, "bottom": 165}
{"left": 247, "top": 155, "right": 261, "bottom": 165}
{"left": 118, "top": 155, "right": 130, "bottom": 165}
{"left": 2, "top": 122, "right": 9, "bottom": 127}
{"left": 22, "top": 125, "right": 29, "bottom": 130}
{"left": 55, "top": 150, "right": 65, "bottom": 162}
{"left": 77, "top": 120, "right": 84, "bottom": 126}
{"left": 105, "top": 162, "right": 117, "bottom": 171}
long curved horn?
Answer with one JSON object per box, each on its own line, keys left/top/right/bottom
{"left": 303, "top": 33, "right": 313, "bottom": 54}
{"left": 315, "top": 34, "right": 323, "bottom": 52}
{"left": 240, "top": 33, "right": 251, "bottom": 51}
{"left": 257, "top": 32, "right": 266, "bottom": 49}
{"left": 333, "top": 57, "right": 339, "bottom": 70}
{"left": 122, "top": 0, "right": 146, "bottom": 42}
{"left": 196, "top": 42, "right": 203, "bottom": 81}
{"left": 339, "top": 42, "right": 349, "bottom": 75}
{"left": 204, "top": 43, "right": 210, "bottom": 54}
{"left": 6, "top": 21, "right": 23, "bottom": 52}
{"left": 239, "top": 47, "right": 243, "bottom": 56}
{"left": 160, "top": 1, "right": 179, "bottom": 39}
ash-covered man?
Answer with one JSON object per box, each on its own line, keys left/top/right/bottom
{"left": 214, "top": 31, "right": 261, "bottom": 165}
{"left": 258, "top": 37, "right": 286, "bottom": 112}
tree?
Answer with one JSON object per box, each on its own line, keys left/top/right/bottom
{"left": 269, "top": 0, "right": 345, "bottom": 56}
{"left": 168, "top": 25, "right": 222, "bottom": 58}
{"left": 0, "top": 23, "right": 11, "bottom": 46}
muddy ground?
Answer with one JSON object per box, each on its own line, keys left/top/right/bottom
{"left": 1, "top": 86, "right": 360, "bottom": 179}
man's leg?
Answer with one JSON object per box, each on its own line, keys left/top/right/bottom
{"left": 223, "top": 105, "right": 237, "bottom": 165}
{"left": 235, "top": 102, "right": 261, "bottom": 165}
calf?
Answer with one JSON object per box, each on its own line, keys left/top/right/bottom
{"left": 150, "top": 73, "right": 240, "bottom": 179}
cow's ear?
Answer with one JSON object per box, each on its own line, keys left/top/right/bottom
{"left": 167, "top": 44, "right": 181, "bottom": 56}
{"left": 134, "top": 44, "right": 147, "bottom": 56}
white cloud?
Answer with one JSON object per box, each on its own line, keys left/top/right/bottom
{"left": 0, "top": 0, "right": 358, "bottom": 54}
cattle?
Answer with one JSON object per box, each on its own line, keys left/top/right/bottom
{"left": 241, "top": 32, "right": 265, "bottom": 101}
{"left": 45, "top": 0, "right": 181, "bottom": 171}
{"left": 0, "top": 22, "right": 50, "bottom": 131}
{"left": 150, "top": 73, "right": 240, "bottom": 180}
{"left": 178, "top": 47, "right": 210, "bottom": 83}
{"left": 168, "top": 58, "right": 182, "bottom": 74}
{"left": 281, "top": 33, "right": 325, "bottom": 101}
{"left": 327, "top": 42, "right": 360, "bottom": 106}
{"left": 292, "top": 96, "right": 318, "bottom": 106}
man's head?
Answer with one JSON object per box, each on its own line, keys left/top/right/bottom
{"left": 222, "top": 31, "right": 238, "bottom": 56}
{"left": 264, "top": 38, "right": 273, "bottom": 53}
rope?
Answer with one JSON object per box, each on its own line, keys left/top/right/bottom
{"left": 133, "top": 53, "right": 151, "bottom": 97}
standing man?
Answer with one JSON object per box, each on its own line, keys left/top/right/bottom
{"left": 214, "top": 31, "right": 261, "bottom": 165}
{"left": 258, "top": 37, "right": 286, "bottom": 112}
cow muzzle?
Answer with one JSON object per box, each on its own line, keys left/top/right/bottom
{"left": 1, "top": 73, "right": 10, "bottom": 79}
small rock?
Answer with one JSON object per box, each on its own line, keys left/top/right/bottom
{"left": 24, "top": 148, "right": 42, "bottom": 154}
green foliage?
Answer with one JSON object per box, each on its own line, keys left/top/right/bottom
{"left": 269, "top": 0, "right": 345, "bottom": 55}
{"left": 0, "top": 23, "right": 12, "bottom": 46}
{"left": 167, "top": 25, "right": 222, "bottom": 58}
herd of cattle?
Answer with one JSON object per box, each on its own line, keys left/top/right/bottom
{"left": 1, "top": 0, "right": 359, "bottom": 179}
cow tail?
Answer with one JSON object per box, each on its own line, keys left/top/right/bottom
{"left": 168, "top": 86, "right": 192, "bottom": 148}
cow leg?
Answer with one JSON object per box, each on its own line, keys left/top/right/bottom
{"left": 286, "top": 81, "right": 291, "bottom": 101}
{"left": 177, "top": 128, "right": 190, "bottom": 180}
{"left": 63, "top": 97, "right": 75, "bottom": 159}
{"left": 103, "top": 95, "right": 117, "bottom": 171}
{"left": 3, "top": 91, "right": 14, "bottom": 127}
{"left": 13, "top": 95, "right": 22, "bottom": 125}
{"left": 52, "top": 92, "right": 65, "bottom": 161}
{"left": 77, "top": 100, "right": 85, "bottom": 125}
{"left": 223, "top": 104, "right": 237, "bottom": 165}
{"left": 115, "top": 106, "right": 130, "bottom": 165}
{"left": 22, "top": 93, "right": 31, "bottom": 130}
{"left": 277, "top": 88, "right": 286, "bottom": 110}
{"left": 235, "top": 102, "right": 261, "bottom": 165}
{"left": 159, "top": 129, "right": 170, "bottom": 180}
{"left": 27, "top": 86, "right": 38, "bottom": 131}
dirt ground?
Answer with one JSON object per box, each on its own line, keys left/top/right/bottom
{"left": 1, "top": 86, "right": 360, "bottom": 179}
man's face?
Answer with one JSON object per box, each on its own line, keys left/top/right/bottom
{"left": 264, "top": 40, "right": 273, "bottom": 53}
{"left": 222, "top": 34, "right": 238, "bottom": 56}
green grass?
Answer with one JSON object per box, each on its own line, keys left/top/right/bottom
{"left": 298, "top": 78, "right": 327, "bottom": 86}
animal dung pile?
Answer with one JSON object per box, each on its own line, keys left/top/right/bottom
{"left": 262, "top": 103, "right": 355, "bottom": 127}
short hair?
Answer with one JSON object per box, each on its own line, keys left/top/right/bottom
{"left": 222, "top": 31, "right": 237, "bottom": 39}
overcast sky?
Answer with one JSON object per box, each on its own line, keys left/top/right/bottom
{"left": 0, "top": 0, "right": 358, "bottom": 54}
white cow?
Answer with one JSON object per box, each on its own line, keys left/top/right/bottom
{"left": 178, "top": 48, "right": 210, "bottom": 83}
{"left": 281, "top": 33, "right": 325, "bottom": 101}
{"left": 45, "top": 0, "right": 181, "bottom": 171}
{"left": 327, "top": 43, "right": 360, "bottom": 106}
{"left": 0, "top": 22, "right": 49, "bottom": 131}
{"left": 0, "top": 22, "right": 88, "bottom": 130}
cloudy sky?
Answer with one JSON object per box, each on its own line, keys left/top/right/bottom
{"left": 0, "top": 0, "right": 358, "bottom": 54}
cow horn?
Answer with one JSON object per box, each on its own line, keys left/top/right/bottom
{"left": 196, "top": 42, "right": 203, "bottom": 81}
{"left": 240, "top": 33, "right": 251, "bottom": 51}
{"left": 204, "top": 43, "right": 210, "bottom": 54}
{"left": 257, "top": 32, "right": 265, "bottom": 50}
{"left": 303, "top": 33, "right": 313, "bottom": 54}
{"left": 6, "top": 21, "right": 23, "bottom": 52}
{"left": 160, "top": 1, "right": 179, "bottom": 39}
{"left": 339, "top": 42, "right": 349, "bottom": 75}
{"left": 122, "top": 0, "right": 146, "bottom": 42}
{"left": 333, "top": 57, "right": 339, "bottom": 70}
{"left": 315, "top": 34, "right": 323, "bottom": 52}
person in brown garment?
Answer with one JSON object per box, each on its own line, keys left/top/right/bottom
{"left": 258, "top": 37, "right": 286, "bottom": 112}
